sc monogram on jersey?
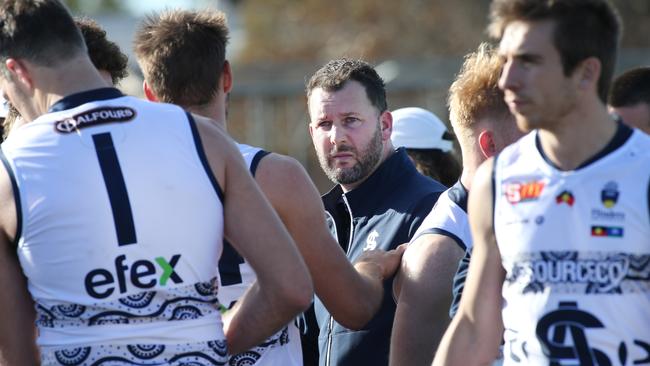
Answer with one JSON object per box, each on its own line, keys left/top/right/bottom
{"left": 55, "top": 106, "right": 136, "bottom": 133}
{"left": 506, "top": 301, "right": 650, "bottom": 365}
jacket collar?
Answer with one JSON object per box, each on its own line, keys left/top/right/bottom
{"left": 323, "top": 147, "right": 418, "bottom": 215}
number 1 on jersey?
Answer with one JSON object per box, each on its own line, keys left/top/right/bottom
{"left": 93, "top": 132, "right": 137, "bottom": 246}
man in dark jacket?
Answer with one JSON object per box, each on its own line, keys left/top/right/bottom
{"left": 304, "top": 58, "right": 452, "bottom": 366}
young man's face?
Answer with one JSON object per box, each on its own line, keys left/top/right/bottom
{"left": 308, "top": 80, "right": 391, "bottom": 190}
{"left": 498, "top": 20, "right": 579, "bottom": 132}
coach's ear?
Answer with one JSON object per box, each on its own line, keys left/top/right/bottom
{"left": 143, "top": 80, "right": 158, "bottom": 102}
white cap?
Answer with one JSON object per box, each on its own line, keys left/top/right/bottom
{"left": 391, "top": 107, "right": 454, "bottom": 152}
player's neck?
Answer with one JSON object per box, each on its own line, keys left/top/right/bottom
{"left": 458, "top": 149, "right": 484, "bottom": 191}
{"left": 537, "top": 102, "right": 617, "bottom": 171}
{"left": 20, "top": 56, "right": 107, "bottom": 121}
{"left": 185, "top": 99, "right": 228, "bottom": 131}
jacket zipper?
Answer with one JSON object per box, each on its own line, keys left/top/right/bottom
{"left": 325, "top": 194, "right": 355, "bottom": 366}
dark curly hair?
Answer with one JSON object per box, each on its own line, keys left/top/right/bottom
{"left": 75, "top": 17, "right": 129, "bottom": 85}
{"left": 406, "top": 148, "right": 461, "bottom": 188}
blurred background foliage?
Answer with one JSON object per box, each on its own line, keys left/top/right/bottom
{"left": 238, "top": 0, "right": 649, "bottom": 63}
{"left": 64, "top": 0, "right": 650, "bottom": 191}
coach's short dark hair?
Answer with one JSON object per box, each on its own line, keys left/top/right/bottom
{"left": 306, "top": 58, "right": 388, "bottom": 113}
{"left": 134, "top": 9, "right": 229, "bottom": 106}
{"left": 488, "top": 0, "right": 621, "bottom": 102}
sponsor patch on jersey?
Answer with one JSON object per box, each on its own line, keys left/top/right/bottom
{"left": 504, "top": 181, "right": 545, "bottom": 204}
{"left": 591, "top": 208, "right": 625, "bottom": 222}
{"left": 600, "top": 181, "right": 619, "bottom": 208}
{"left": 556, "top": 190, "right": 575, "bottom": 206}
{"left": 591, "top": 225, "right": 624, "bottom": 237}
{"left": 505, "top": 251, "right": 649, "bottom": 294}
{"left": 55, "top": 106, "right": 136, "bottom": 133}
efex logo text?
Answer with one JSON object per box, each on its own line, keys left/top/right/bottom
{"left": 84, "top": 254, "right": 183, "bottom": 299}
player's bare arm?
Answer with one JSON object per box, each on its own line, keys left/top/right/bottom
{"left": 432, "top": 158, "right": 505, "bottom": 366}
{"left": 193, "top": 115, "right": 313, "bottom": 354}
{"left": 255, "top": 153, "right": 404, "bottom": 329}
{"left": 389, "top": 234, "right": 464, "bottom": 365}
{"left": 0, "top": 158, "right": 39, "bottom": 365}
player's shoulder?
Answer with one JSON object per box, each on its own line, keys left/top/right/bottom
{"left": 254, "top": 152, "right": 318, "bottom": 202}
{"left": 256, "top": 152, "right": 308, "bottom": 181}
{"left": 192, "top": 114, "right": 234, "bottom": 150}
{"left": 628, "top": 129, "right": 650, "bottom": 155}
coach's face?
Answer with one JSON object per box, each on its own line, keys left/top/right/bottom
{"left": 308, "top": 80, "right": 392, "bottom": 191}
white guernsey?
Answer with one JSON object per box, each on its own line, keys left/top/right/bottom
{"left": 1, "top": 89, "right": 228, "bottom": 365}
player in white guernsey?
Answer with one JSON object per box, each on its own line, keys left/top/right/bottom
{"left": 133, "top": 9, "right": 405, "bottom": 366}
{"left": 391, "top": 43, "right": 523, "bottom": 366}
{"left": 0, "top": 1, "right": 313, "bottom": 364}
{"left": 2, "top": 17, "right": 129, "bottom": 141}
{"left": 433, "top": 1, "right": 650, "bottom": 366}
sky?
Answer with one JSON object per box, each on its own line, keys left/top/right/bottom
{"left": 122, "top": 0, "right": 198, "bottom": 15}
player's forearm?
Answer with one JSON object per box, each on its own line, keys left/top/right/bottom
{"left": 432, "top": 316, "right": 498, "bottom": 366}
{"left": 0, "top": 324, "right": 40, "bottom": 366}
{"left": 224, "top": 274, "right": 312, "bottom": 354}
{"left": 390, "top": 283, "right": 452, "bottom": 365}
{"left": 309, "top": 257, "right": 385, "bottom": 330}
{"left": 343, "top": 261, "right": 385, "bottom": 326}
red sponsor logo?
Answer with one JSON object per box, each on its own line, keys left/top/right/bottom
{"left": 505, "top": 181, "right": 545, "bottom": 204}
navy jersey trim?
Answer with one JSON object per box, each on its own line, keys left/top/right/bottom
{"left": 535, "top": 122, "right": 633, "bottom": 170}
{"left": 186, "top": 112, "right": 225, "bottom": 202}
{"left": 448, "top": 180, "right": 469, "bottom": 213}
{"left": 0, "top": 147, "right": 22, "bottom": 248}
{"left": 250, "top": 150, "right": 270, "bottom": 177}
{"left": 218, "top": 240, "right": 245, "bottom": 288}
{"left": 48, "top": 88, "right": 123, "bottom": 113}
{"left": 412, "top": 228, "right": 467, "bottom": 251}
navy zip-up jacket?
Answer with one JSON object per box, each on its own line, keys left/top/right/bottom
{"left": 314, "top": 148, "right": 446, "bottom": 366}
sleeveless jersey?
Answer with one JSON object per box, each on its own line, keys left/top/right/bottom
{"left": 218, "top": 144, "right": 302, "bottom": 366}
{"left": 412, "top": 180, "right": 472, "bottom": 319}
{"left": 411, "top": 180, "right": 471, "bottom": 251}
{"left": 493, "top": 128, "right": 650, "bottom": 366}
{"left": 0, "top": 88, "right": 228, "bottom": 365}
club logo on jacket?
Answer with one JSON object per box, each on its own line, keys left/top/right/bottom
{"left": 364, "top": 230, "right": 379, "bottom": 251}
